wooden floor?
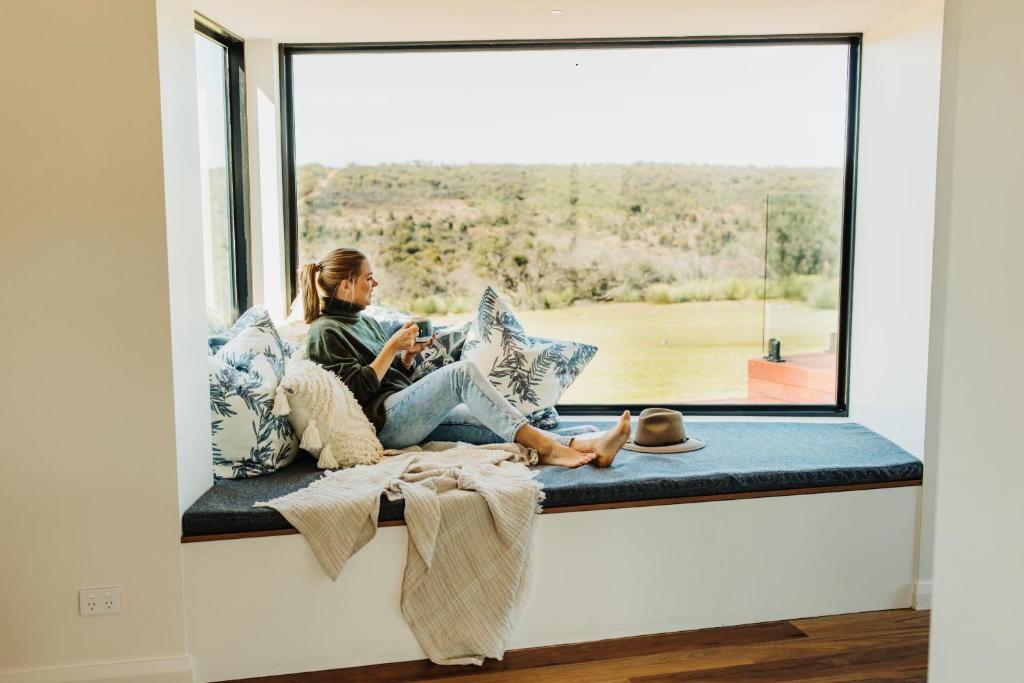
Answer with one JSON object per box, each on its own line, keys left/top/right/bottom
{"left": 229, "top": 609, "right": 929, "bottom": 682}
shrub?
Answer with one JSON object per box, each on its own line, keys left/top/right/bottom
{"left": 766, "top": 274, "right": 815, "bottom": 301}
{"left": 644, "top": 283, "right": 673, "bottom": 304}
{"left": 410, "top": 296, "right": 440, "bottom": 315}
{"left": 642, "top": 278, "right": 765, "bottom": 304}
{"left": 805, "top": 278, "right": 840, "bottom": 309}
{"left": 608, "top": 284, "right": 644, "bottom": 303}
{"left": 445, "top": 296, "right": 473, "bottom": 314}
{"left": 719, "top": 277, "right": 762, "bottom": 301}
{"left": 539, "top": 290, "right": 571, "bottom": 309}
{"left": 672, "top": 281, "right": 712, "bottom": 302}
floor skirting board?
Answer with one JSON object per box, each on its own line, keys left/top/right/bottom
{"left": 182, "top": 486, "right": 919, "bottom": 682}
{"left": 0, "top": 656, "right": 193, "bottom": 683}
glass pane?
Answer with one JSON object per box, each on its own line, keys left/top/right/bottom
{"left": 758, "top": 191, "right": 843, "bottom": 404}
{"left": 195, "top": 33, "right": 235, "bottom": 328}
{"left": 292, "top": 44, "right": 849, "bottom": 405}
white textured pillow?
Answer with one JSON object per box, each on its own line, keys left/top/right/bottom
{"left": 278, "top": 295, "right": 310, "bottom": 348}
{"left": 462, "top": 286, "right": 598, "bottom": 416}
{"left": 209, "top": 323, "right": 298, "bottom": 479}
{"left": 273, "top": 359, "right": 383, "bottom": 469}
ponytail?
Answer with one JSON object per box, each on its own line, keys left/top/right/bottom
{"left": 300, "top": 262, "right": 321, "bottom": 324}
{"left": 299, "top": 248, "right": 368, "bottom": 324}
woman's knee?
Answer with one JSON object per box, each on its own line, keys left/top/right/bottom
{"left": 448, "top": 360, "right": 489, "bottom": 396}
{"left": 450, "top": 359, "right": 485, "bottom": 381}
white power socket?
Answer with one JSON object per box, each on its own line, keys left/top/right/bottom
{"left": 79, "top": 586, "right": 122, "bottom": 616}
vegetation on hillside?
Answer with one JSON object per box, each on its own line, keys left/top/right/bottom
{"left": 296, "top": 163, "right": 843, "bottom": 314}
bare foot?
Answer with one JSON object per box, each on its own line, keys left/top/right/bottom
{"left": 538, "top": 444, "right": 598, "bottom": 468}
{"left": 569, "top": 438, "right": 595, "bottom": 453}
{"left": 594, "top": 411, "right": 631, "bottom": 467}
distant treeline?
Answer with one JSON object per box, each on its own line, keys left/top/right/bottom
{"left": 296, "top": 162, "right": 843, "bottom": 313}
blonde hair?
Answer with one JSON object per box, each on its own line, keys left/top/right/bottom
{"left": 299, "top": 248, "right": 368, "bottom": 323}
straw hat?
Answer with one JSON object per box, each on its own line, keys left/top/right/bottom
{"left": 622, "top": 408, "right": 705, "bottom": 454}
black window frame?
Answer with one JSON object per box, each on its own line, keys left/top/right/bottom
{"left": 195, "top": 13, "right": 252, "bottom": 321}
{"left": 279, "top": 35, "right": 861, "bottom": 417}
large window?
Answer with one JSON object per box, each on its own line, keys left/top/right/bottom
{"left": 282, "top": 37, "right": 859, "bottom": 414}
{"left": 195, "top": 16, "right": 250, "bottom": 328}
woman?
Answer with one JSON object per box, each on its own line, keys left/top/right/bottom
{"left": 302, "top": 247, "right": 631, "bottom": 468}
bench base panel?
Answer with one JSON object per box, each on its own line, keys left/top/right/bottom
{"left": 182, "top": 486, "right": 920, "bottom": 682}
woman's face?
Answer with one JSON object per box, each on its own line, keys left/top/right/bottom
{"left": 338, "top": 259, "right": 379, "bottom": 307}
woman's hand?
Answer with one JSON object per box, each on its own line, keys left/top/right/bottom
{"left": 408, "top": 331, "right": 437, "bottom": 355}
{"left": 385, "top": 322, "right": 419, "bottom": 354}
{"left": 401, "top": 331, "right": 437, "bottom": 367}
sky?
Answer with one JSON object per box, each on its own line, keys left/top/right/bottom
{"left": 293, "top": 44, "right": 850, "bottom": 169}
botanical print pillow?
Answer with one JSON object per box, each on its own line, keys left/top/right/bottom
{"left": 411, "top": 320, "right": 472, "bottom": 382}
{"left": 461, "top": 286, "right": 598, "bottom": 418}
{"left": 526, "top": 405, "right": 561, "bottom": 430}
{"left": 209, "top": 320, "right": 298, "bottom": 478}
{"left": 209, "top": 306, "right": 293, "bottom": 359}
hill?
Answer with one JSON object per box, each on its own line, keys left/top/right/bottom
{"left": 295, "top": 162, "right": 843, "bottom": 313}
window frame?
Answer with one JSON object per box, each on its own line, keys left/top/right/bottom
{"left": 195, "top": 13, "right": 253, "bottom": 321}
{"left": 279, "top": 35, "right": 861, "bottom": 417}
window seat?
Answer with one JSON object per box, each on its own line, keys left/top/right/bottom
{"left": 181, "top": 420, "right": 922, "bottom": 541}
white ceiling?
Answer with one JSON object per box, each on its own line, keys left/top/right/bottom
{"left": 195, "top": 0, "right": 929, "bottom": 43}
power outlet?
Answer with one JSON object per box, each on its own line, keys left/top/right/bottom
{"left": 79, "top": 586, "right": 122, "bottom": 616}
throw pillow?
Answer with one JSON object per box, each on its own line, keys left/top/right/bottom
{"left": 278, "top": 295, "right": 312, "bottom": 347}
{"left": 210, "top": 306, "right": 294, "bottom": 358}
{"left": 461, "top": 286, "right": 598, "bottom": 418}
{"left": 209, "top": 320, "right": 298, "bottom": 479}
{"left": 410, "top": 320, "right": 472, "bottom": 382}
{"left": 272, "top": 358, "right": 384, "bottom": 469}
{"left": 526, "top": 405, "right": 561, "bottom": 430}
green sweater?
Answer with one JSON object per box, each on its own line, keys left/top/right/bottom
{"left": 306, "top": 298, "right": 414, "bottom": 432}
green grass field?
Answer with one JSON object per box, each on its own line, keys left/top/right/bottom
{"left": 452, "top": 300, "right": 838, "bottom": 404}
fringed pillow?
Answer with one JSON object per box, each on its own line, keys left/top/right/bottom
{"left": 272, "top": 359, "right": 383, "bottom": 469}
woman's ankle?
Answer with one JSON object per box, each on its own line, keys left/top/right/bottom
{"left": 515, "top": 424, "right": 544, "bottom": 450}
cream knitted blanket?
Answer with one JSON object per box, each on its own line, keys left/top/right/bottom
{"left": 255, "top": 441, "right": 544, "bottom": 665}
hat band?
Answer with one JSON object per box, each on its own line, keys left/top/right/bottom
{"left": 635, "top": 436, "right": 690, "bottom": 448}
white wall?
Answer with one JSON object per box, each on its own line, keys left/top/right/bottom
{"left": 849, "top": 0, "right": 944, "bottom": 607}
{"left": 245, "top": 40, "right": 290, "bottom": 324}
{"left": 852, "top": 0, "right": 943, "bottom": 462}
{"left": 926, "top": 0, "right": 1024, "bottom": 679}
{"left": 0, "top": 1, "right": 196, "bottom": 681}
{"left": 160, "top": 0, "right": 216, "bottom": 517}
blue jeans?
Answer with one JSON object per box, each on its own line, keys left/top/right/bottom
{"left": 377, "top": 360, "right": 572, "bottom": 449}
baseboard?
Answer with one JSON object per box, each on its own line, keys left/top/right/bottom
{"left": 0, "top": 656, "right": 192, "bottom": 683}
{"left": 914, "top": 580, "right": 932, "bottom": 610}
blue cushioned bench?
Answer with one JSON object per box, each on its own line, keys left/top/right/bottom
{"left": 181, "top": 421, "right": 922, "bottom": 540}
